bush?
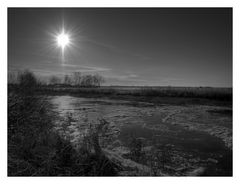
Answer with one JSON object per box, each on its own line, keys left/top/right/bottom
{"left": 16, "top": 70, "right": 38, "bottom": 95}
{"left": 8, "top": 91, "right": 118, "bottom": 176}
{"left": 18, "top": 70, "right": 37, "bottom": 88}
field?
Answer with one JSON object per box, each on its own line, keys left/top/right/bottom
{"left": 36, "top": 86, "right": 232, "bottom": 101}
{"left": 8, "top": 85, "right": 232, "bottom": 176}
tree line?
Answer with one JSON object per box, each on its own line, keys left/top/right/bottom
{"left": 8, "top": 70, "right": 105, "bottom": 87}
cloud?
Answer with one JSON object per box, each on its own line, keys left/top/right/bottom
{"left": 84, "top": 38, "right": 118, "bottom": 51}
{"left": 8, "top": 61, "right": 111, "bottom": 77}
{"left": 104, "top": 74, "right": 146, "bottom": 82}
{"left": 161, "top": 78, "right": 185, "bottom": 83}
{"left": 28, "top": 69, "right": 64, "bottom": 76}
{"left": 128, "top": 74, "right": 138, "bottom": 78}
{"left": 61, "top": 63, "right": 111, "bottom": 72}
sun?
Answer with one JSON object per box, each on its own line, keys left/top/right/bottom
{"left": 54, "top": 27, "right": 72, "bottom": 64}
{"left": 57, "top": 31, "right": 70, "bottom": 49}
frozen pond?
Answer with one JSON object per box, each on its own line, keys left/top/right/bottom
{"left": 50, "top": 95, "right": 232, "bottom": 176}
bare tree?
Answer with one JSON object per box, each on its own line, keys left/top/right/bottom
{"left": 37, "top": 76, "right": 47, "bottom": 86}
{"left": 73, "top": 72, "right": 82, "bottom": 86}
{"left": 49, "top": 76, "right": 61, "bottom": 85}
{"left": 80, "top": 75, "right": 93, "bottom": 87}
{"left": 64, "top": 74, "right": 72, "bottom": 86}
{"left": 16, "top": 70, "right": 38, "bottom": 95}
{"left": 18, "top": 70, "right": 38, "bottom": 88}
{"left": 93, "top": 74, "right": 105, "bottom": 87}
{"left": 61, "top": 72, "right": 105, "bottom": 87}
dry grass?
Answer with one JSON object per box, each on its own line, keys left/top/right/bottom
{"left": 8, "top": 90, "right": 118, "bottom": 176}
{"left": 33, "top": 86, "right": 232, "bottom": 101}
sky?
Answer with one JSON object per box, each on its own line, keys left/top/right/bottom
{"left": 8, "top": 8, "right": 232, "bottom": 87}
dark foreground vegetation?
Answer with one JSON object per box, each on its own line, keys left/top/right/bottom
{"left": 8, "top": 94, "right": 118, "bottom": 176}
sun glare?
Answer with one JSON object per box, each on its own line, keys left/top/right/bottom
{"left": 54, "top": 27, "right": 72, "bottom": 64}
{"left": 57, "top": 31, "right": 70, "bottom": 49}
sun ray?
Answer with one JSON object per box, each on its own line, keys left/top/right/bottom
{"left": 55, "top": 28, "right": 71, "bottom": 65}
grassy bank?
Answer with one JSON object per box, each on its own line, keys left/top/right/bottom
{"left": 8, "top": 90, "right": 118, "bottom": 176}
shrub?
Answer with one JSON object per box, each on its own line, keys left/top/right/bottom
{"left": 8, "top": 91, "right": 118, "bottom": 176}
{"left": 18, "top": 70, "right": 37, "bottom": 88}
